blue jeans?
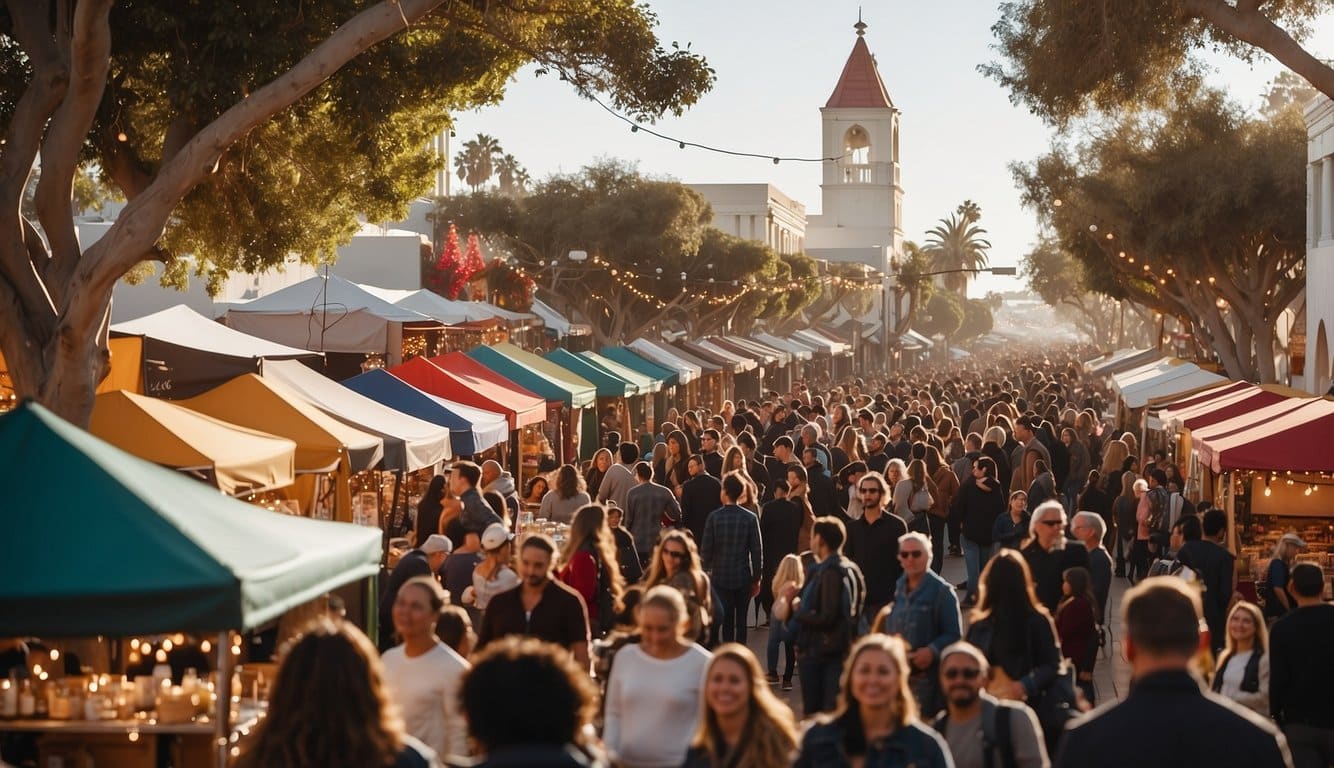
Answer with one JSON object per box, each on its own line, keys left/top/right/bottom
{"left": 799, "top": 655, "right": 843, "bottom": 716}
{"left": 766, "top": 622, "right": 795, "bottom": 680}
{"left": 717, "top": 584, "right": 752, "bottom": 645}
{"left": 962, "top": 536, "right": 985, "bottom": 595}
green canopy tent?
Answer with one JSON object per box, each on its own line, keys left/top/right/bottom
{"left": 542, "top": 348, "right": 638, "bottom": 460}
{"left": 0, "top": 401, "right": 382, "bottom": 637}
{"left": 467, "top": 342, "right": 598, "bottom": 461}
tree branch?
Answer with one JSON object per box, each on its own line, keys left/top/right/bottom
{"left": 81, "top": 0, "right": 449, "bottom": 312}
{"left": 36, "top": 0, "right": 114, "bottom": 303}
{"left": 1180, "top": 0, "right": 1334, "bottom": 99}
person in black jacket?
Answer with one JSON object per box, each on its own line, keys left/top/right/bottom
{"left": 679, "top": 455, "right": 723, "bottom": 543}
{"left": 791, "top": 517, "right": 863, "bottom": 716}
{"left": 758, "top": 480, "right": 802, "bottom": 622}
{"left": 950, "top": 455, "right": 1005, "bottom": 607}
{"left": 1021, "top": 501, "right": 1089, "bottom": 614}
{"left": 1054, "top": 578, "right": 1292, "bottom": 768}
{"left": 802, "top": 448, "right": 840, "bottom": 519}
{"left": 844, "top": 471, "right": 907, "bottom": 620}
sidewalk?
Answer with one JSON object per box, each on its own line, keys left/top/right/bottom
{"left": 743, "top": 549, "right": 1134, "bottom": 714}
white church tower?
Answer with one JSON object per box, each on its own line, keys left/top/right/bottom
{"left": 805, "top": 16, "right": 904, "bottom": 272}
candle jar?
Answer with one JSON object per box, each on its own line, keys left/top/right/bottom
{"left": 48, "top": 684, "right": 72, "bottom": 720}
{"left": 0, "top": 678, "right": 16, "bottom": 719}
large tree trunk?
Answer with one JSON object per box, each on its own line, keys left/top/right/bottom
{"left": 0, "top": 0, "right": 447, "bottom": 426}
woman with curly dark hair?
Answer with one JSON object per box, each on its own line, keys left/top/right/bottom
{"left": 558, "top": 504, "right": 626, "bottom": 638}
{"left": 234, "top": 618, "right": 440, "bottom": 768}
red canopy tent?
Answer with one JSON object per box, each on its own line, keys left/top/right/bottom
{"left": 1178, "top": 389, "right": 1291, "bottom": 432}
{"left": 1153, "top": 380, "right": 1250, "bottom": 413}
{"left": 388, "top": 355, "right": 546, "bottom": 430}
{"left": 1195, "top": 398, "right": 1334, "bottom": 473}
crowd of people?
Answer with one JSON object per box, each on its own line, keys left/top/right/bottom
{"left": 232, "top": 349, "right": 1332, "bottom": 768}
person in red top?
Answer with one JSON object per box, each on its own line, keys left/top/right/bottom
{"left": 558, "top": 503, "right": 625, "bottom": 638}
{"left": 1056, "top": 566, "right": 1098, "bottom": 705}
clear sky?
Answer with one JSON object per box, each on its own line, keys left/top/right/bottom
{"left": 454, "top": 1, "right": 1334, "bottom": 298}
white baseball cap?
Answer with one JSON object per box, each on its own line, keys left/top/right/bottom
{"left": 482, "top": 523, "right": 516, "bottom": 551}
{"left": 420, "top": 534, "right": 453, "bottom": 556}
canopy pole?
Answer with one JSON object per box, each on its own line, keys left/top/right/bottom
{"left": 365, "top": 574, "right": 379, "bottom": 649}
{"left": 214, "top": 631, "right": 232, "bottom": 768}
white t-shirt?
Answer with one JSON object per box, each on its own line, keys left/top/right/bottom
{"left": 381, "top": 641, "right": 470, "bottom": 760}
{"left": 602, "top": 643, "right": 711, "bottom": 768}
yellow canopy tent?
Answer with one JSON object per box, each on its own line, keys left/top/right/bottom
{"left": 178, "top": 374, "right": 385, "bottom": 522}
{"left": 0, "top": 337, "right": 143, "bottom": 401}
{"left": 90, "top": 389, "right": 296, "bottom": 496}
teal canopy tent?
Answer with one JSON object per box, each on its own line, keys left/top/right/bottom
{"left": 0, "top": 401, "right": 382, "bottom": 636}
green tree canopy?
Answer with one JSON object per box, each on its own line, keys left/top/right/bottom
{"left": 916, "top": 292, "right": 965, "bottom": 340}
{"left": 0, "top": 0, "right": 714, "bottom": 424}
{"left": 1012, "top": 87, "right": 1306, "bottom": 381}
{"left": 924, "top": 201, "right": 991, "bottom": 296}
{"left": 431, "top": 161, "right": 820, "bottom": 344}
{"left": 985, "top": 0, "right": 1334, "bottom": 126}
{"left": 957, "top": 298, "right": 995, "bottom": 342}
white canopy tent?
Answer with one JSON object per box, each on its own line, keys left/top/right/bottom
{"left": 628, "top": 339, "right": 701, "bottom": 384}
{"left": 1112, "top": 358, "right": 1228, "bottom": 409}
{"left": 223, "top": 275, "right": 436, "bottom": 363}
{"left": 111, "top": 305, "right": 319, "bottom": 360}
{"left": 753, "top": 332, "right": 813, "bottom": 361}
{"left": 260, "top": 359, "right": 452, "bottom": 471}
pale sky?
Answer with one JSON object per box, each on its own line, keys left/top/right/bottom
{"left": 454, "top": 1, "right": 1334, "bottom": 297}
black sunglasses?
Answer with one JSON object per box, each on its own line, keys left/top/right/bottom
{"left": 1040, "top": 519, "right": 1064, "bottom": 527}
{"left": 664, "top": 549, "right": 688, "bottom": 560}
{"left": 898, "top": 550, "right": 924, "bottom": 559}
{"left": 943, "top": 667, "right": 982, "bottom": 681}
{"left": 857, "top": 487, "right": 882, "bottom": 495}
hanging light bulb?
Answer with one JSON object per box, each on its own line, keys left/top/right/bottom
{"left": 1264, "top": 475, "right": 1271, "bottom": 497}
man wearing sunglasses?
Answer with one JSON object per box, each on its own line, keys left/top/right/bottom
{"left": 845, "top": 471, "right": 908, "bottom": 620}
{"left": 880, "top": 531, "right": 963, "bottom": 716}
{"left": 933, "top": 641, "right": 1050, "bottom": 768}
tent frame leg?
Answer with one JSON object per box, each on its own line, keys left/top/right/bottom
{"left": 214, "top": 631, "right": 232, "bottom": 768}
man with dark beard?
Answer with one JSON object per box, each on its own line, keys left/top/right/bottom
{"left": 932, "top": 642, "right": 1049, "bottom": 768}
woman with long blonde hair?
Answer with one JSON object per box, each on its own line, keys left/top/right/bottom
{"left": 835, "top": 425, "right": 864, "bottom": 470}
{"left": 766, "top": 553, "right": 805, "bottom": 691}
{"left": 794, "top": 635, "right": 950, "bottom": 767}
{"left": 558, "top": 504, "right": 625, "bottom": 637}
{"left": 234, "top": 618, "right": 438, "bottom": 768}
{"left": 685, "top": 644, "right": 798, "bottom": 768}
{"left": 723, "top": 447, "right": 760, "bottom": 512}
{"left": 1211, "top": 601, "right": 1270, "bottom": 716}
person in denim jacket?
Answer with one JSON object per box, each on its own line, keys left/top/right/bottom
{"left": 795, "top": 634, "right": 954, "bottom": 768}
{"left": 875, "top": 532, "right": 963, "bottom": 717}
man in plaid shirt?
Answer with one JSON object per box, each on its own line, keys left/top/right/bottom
{"left": 701, "top": 473, "right": 763, "bottom": 645}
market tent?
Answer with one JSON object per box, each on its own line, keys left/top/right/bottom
{"left": 793, "top": 328, "right": 851, "bottom": 356}
{"left": 342, "top": 369, "right": 508, "bottom": 455}
{"left": 390, "top": 354, "right": 546, "bottom": 430}
{"left": 1084, "top": 348, "right": 1161, "bottom": 378}
{"left": 89, "top": 389, "right": 296, "bottom": 496}
{"left": 180, "top": 374, "right": 384, "bottom": 473}
{"left": 223, "top": 275, "right": 438, "bottom": 362}
{"left": 685, "top": 339, "right": 757, "bottom": 373}
{"left": 1149, "top": 382, "right": 1274, "bottom": 432}
{"left": 582, "top": 350, "right": 665, "bottom": 393}
{"left": 1195, "top": 398, "right": 1334, "bottom": 473}
{"left": 600, "top": 346, "right": 680, "bottom": 388}
{"left": 0, "top": 401, "right": 381, "bottom": 636}
{"left": 901, "top": 329, "right": 935, "bottom": 351}
{"left": 1111, "top": 358, "right": 1228, "bottom": 409}
{"left": 545, "top": 348, "right": 637, "bottom": 397}
{"left": 179, "top": 375, "right": 385, "bottom": 522}
{"left": 717, "top": 335, "right": 788, "bottom": 367}
{"left": 531, "top": 296, "right": 589, "bottom": 338}
{"left": 628, "top": 339, "right": 703, "bottom": 383}
{"left": 110, "top": 304, "right": 320, "bottom": 398}
{"left": 468, "top": 343, "right": 597, "bottom": 409}
{"left": 752, "top": 332, "right": 813, "bottom": 361}
{"left": 359, "top": 286, "right": 496, "bottom": 325}
{"left": 261, "top": 359, "right": 452, "bottom": 471}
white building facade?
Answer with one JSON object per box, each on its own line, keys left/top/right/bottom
{"left": 1302, "top": 95, "right": 1334, "bottom": 394}
{"left": 687, "top": 183, "right": 806, "bottom": 254}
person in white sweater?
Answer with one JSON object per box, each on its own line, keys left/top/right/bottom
{"left": 1211, "top": 601, "right": 1270, "bottom": 716}
{"left": 603, "top": 585, "right": 711, "bottom": 768}
{"left": 381, "top": 576, "right": 470, "bottom": 760}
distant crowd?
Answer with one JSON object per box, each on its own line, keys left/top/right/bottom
{"left": 236, "top": 349, "right": 1334, "bottom": 768}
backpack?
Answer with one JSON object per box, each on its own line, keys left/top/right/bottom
{"left": 1146, "top": 487, "right": 1170, "bottom": 541}
{"left": 934, "top": 705, "right": 1017, "bottom": 768}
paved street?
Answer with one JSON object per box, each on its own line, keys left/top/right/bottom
{"left": 744, "top": 548, "right": 1134, "bottom": 716}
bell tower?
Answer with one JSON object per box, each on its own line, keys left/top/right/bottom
{"left": 805, "top": 15, "right": 903, "bottom": 266}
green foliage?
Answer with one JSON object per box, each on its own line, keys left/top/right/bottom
{"left": 431, "top": 160, "right": 818, "bottom": 339}
{"left": 916, "top": 292, "right": 964, "bottom": 339}
{"left": 924, "top": 201, "right": 991, "bottom": 295}
{"left": 1022, "top": 236, "right": 1088, "bottom": 307}
{"left": 0, "top": 0, "right": 714, "bottom": 292}
{"left": 984, "top": 0, "right": 1331, "bottom": 126}
{"left": 957, "top": 299, "right": 994, "bottom": 341}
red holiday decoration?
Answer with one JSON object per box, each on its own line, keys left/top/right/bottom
{"left": 430, "top": 222, "right": 465, "bottom": 299}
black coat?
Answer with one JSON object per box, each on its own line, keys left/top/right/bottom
{"left": 950, "top": 476, "right": 1005, "bottom": 546}
{"left": 1022, "top": 540, "right": 1089, "bottom": 614}
{"left": 1053, "top": 671, "right": 1291, "bottom": 768}
{"left": 806, "top": 469, "right": 840, "bottom": 519}
{"left": 680, "top": 473, "right": 722, "bottom": 542}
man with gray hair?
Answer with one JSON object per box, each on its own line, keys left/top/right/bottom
{"left": 881, "top": 530, "right": 962, "bottom": 716}
{"left": 1071, "top": 510, "right": 1112, "bottom": 625}
{"left": 1022, "top": 501, "right": 1089, "bottom": 614}
{"left": 933, "top": 641, "right": 1050, "bottom": 768}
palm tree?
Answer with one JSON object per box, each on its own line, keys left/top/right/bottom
{"left": 924, "top": 200, "right": 991, "bottom": 296}
{"left": 893, "top": 240, "right": 934, "bottom": 333}
{"left": 454, "top": 134, "right": 504, "bottom": 192}
{"left": 495, "top": 154, "right": 528, "bottom": 197}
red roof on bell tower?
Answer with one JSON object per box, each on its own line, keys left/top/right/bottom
{"left": 825, "top": 19, "right": 894, "bottom": 110}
